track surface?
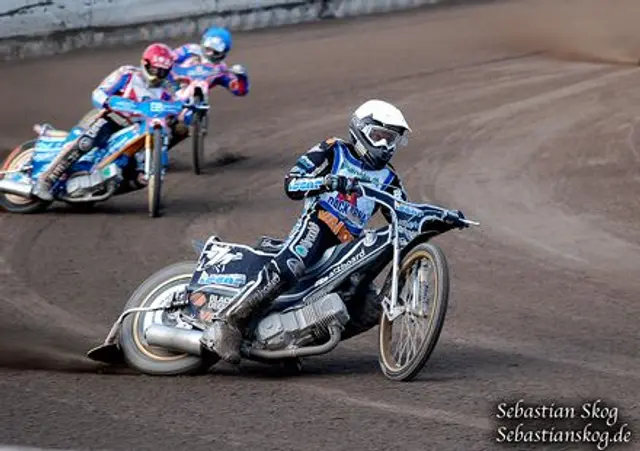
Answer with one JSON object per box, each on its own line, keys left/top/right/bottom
{"left": 1, "top": 2, "right": 639, "bottom": 450}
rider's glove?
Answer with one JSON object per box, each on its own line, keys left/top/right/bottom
{"left": 324, "top": 174, "right": 357, "bottom": 194}
{"left": 229, "top": 64, "right": 247, "bottom": 76}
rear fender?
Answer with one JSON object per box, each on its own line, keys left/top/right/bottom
{"left": 189, "top": 236, "right": 271, "bottom": 293}
{"left": 29, "top": 126, "right": 83, "bottom": 180}
{"left": 192, "top": 239, "right": 206, "bottom": 255}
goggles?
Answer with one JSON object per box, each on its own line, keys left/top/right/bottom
{"left": 146, "top": 64, "right": 170, "bottom": 80}
{"left": 362, "top": 124, "right": 407, "bottom": 149}
{"left": 204, "top": 47, "right": 227, "bottom": 62}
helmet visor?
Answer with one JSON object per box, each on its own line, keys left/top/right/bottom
{"left": 146, "top": 64, "right": 170, "bottom": 80}
{"left": 203, "top": 47, "right": 225, "bottom": 63}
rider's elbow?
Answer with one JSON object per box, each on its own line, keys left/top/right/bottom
{"left": 92, "top": 90, "right": 108, "bottom": 109}
{"left": 284, "top": 188, "right": 304, "bottom": 201}
{"left": 228, "top": 76, "right": 249, "bottom": 96}
{"left": 283, "top": 178, "right": 304, "bottom": 200}
{"left": 232, "top": 84, "right": 249, "bottom": 97}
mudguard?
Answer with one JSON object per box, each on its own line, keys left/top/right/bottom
{"left": 29, "top": 124, "right": 141, "bottom": 183}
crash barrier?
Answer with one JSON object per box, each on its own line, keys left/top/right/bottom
{"left": 0, "top": 0, "right": 446, "bottom": 60}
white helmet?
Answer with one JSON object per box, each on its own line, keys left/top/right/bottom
{"left": 348, "top": 99, "right": 411, "bottom": 170}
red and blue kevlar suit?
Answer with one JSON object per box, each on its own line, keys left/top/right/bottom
{"left": 172, "top": 43, "right": 250, "bottom": 96}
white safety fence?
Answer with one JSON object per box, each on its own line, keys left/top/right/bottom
{"left": 0, "top": 0, "right": 443, "bottom": 60}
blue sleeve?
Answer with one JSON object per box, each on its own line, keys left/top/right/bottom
{"left": 283, "top": 140, "right": 335, "bottom": 200}
{"left": 173, "top": 44, "right": 201, "bottom": 65}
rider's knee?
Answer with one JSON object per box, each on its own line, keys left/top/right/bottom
{"left": 272, "top": 254, "right": 305, "bottom": 284}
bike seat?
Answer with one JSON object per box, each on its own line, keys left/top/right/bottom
{"left": 255, "top": 235, "right": 285, "bottom": 253}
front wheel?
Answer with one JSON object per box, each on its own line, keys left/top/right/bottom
{"left": 0, "top": 140, "right": 51, "bottom": 214}
{"left": 148, "top": 128, "right": 163, "bottom": 218}
{"left": 191, "top": 111, "right": 206, "bottom": 175}
{"left": 378, "top": 242, "right": 450, "bottom": 382}
{"left": 119, "top": 261, "right": 217, "bottom": 375}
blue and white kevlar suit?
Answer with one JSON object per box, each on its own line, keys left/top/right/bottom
{"left": 200, "top": 137, "right": 408, "bottom": 362}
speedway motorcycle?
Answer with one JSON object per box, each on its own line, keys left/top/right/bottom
{"left": 172, "top": 62, "right": 220, "bottom": 175}
{"left": 87, "top": 181, "right": 479, "bottom": 381}
{"left": 0, "top": 97, "right": 206, "bottom": 217}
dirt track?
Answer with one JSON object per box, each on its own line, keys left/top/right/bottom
{"left": 1, "top": 1, "right": 639, "bottom": 450}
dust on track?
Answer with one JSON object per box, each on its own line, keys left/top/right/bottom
{"left": 0, "top": 327, "right": 101, "bottom": 372}
{"left": 476, "top": 0, "right": 640, "bottom": 65}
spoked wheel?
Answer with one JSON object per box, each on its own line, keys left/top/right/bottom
{"left": 378, "top": 242, "right": 450, "bottom": 382}
{"left": 0, "top": 141, "right": 51, "bottom": 214}
{"left": 147, "top": 128, "right": 163, "bottom": 218}
{"left": 191, "top": 93, "right": 206, "bottom": 175}
{"left": 191, "top": 114, "right": 205, "bottom": 175}
{"left": 119, "top": 261, "right": 218, "bottom": 375}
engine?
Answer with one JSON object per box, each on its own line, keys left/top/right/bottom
{"left": 64, "top": 164, "right": 120, "bottom": 198}
{"left": 253, "top": 293, "right": 350, "bottom": 350}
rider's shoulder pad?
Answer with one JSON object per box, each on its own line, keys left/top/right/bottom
{"left": 116, "top": 65, "right": 138, "bottom": 76}
{"left": 320, "top": 136, "right": 345, "bottom": 149}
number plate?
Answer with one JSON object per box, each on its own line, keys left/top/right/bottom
{"left": 149, "top": 102, "right": 164, "bottom": 113}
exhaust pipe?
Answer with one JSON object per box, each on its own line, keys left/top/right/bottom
{"left": 242, "top": 324, "right": 343, "bottom": 360}
{"left": 0, "top": 179, "right": 33, "bottom": 198}
{"left": 144, "top": 324, "right": 204, "bottom": 356}
{"left": 144, "top": 323, "right": 344, "bottom": 360}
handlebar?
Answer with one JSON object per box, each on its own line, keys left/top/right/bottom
{"left": 105, "top": 96, "right": 209, "bottom": 118}
{"left": 350, "top": 179, "right": 480, "bottom": 228}
{"left": 459, "top": 218, "right": 480, "bottom": 226}
{"left": 172, "top": 63, "right": 220, "bottom": 81}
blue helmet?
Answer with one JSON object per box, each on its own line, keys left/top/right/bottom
{"left": 200, "top": 27, "right": 233, "bottom": 63}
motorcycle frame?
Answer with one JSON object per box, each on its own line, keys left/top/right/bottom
{"left": 90, "top": 182, "right": 478, "bottom": 350}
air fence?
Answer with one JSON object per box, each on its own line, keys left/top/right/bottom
{"left": 0, "top": 0, "right": 455, "bottom": 60}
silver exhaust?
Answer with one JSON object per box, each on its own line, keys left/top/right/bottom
{"left": 144, "top": 323, "right": 344, "bottom": 360}
{"left": 144, "top": 324, "right": 204, "bottom": 356}
{"left": 0, "top": 179, "right": 33, "bottom": 198}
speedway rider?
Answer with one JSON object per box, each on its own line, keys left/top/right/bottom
{"left": 32, "top": 42, "right": 193, "bottom": 201}
{"left": 200, "top": 99, "right": 413, "bottom": 364}
{"left": 172, "top": 26, "right": 249, "bottom": 97}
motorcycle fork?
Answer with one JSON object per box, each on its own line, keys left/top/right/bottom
{"left": 144, "top": 132, "right": 151, "bottom": 180}
{"left": 383, "top": 220, "right": 405, "bottom": 322}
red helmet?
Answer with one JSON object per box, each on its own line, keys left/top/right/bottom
{"left": 141, "top": 43, "right": 174, "bottom": 87}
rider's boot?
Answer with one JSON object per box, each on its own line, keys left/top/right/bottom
{"left": 200, "top": 261, "right": 288, "bottom": 364}
{"left": 31, "top": 140, "right": 85, "bottom": 201}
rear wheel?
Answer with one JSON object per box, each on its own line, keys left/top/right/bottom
{"left": 0, "top": 140, "right": 51, "bottom": 214}
{"left": 119, "top": 261, "right": 217, "bottom": 375}
{"left": 148, "top": 128, "right": 163, "bottom": 218}
{"left": 378, "top": 242, "right": 449, "bottom": 382}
